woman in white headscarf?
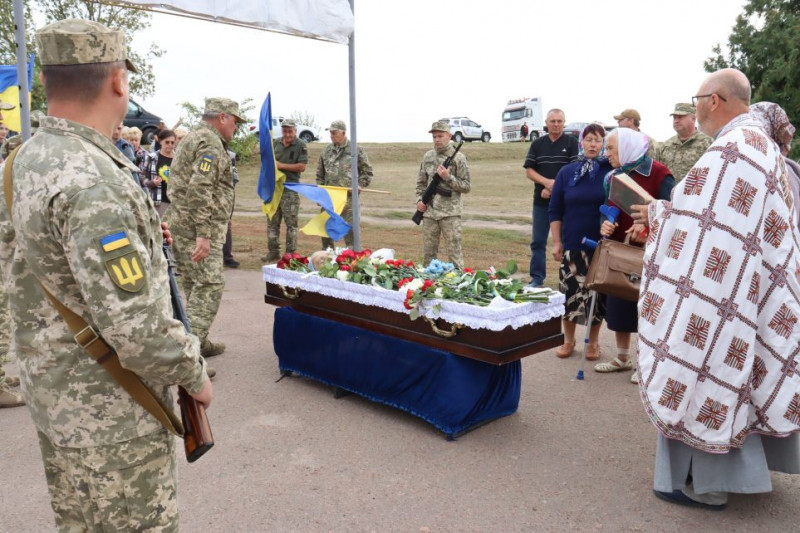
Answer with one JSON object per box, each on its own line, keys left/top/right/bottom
{"left": 595, "top": 128, "right": 675, "bottom": 381}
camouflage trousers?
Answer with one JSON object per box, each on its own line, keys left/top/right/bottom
{"left": 423, "top": 215, "right": 464, "bottom": 269}
{"left": 267, "top": 190, "right": 299, "bottom": 256}
{"left": 0, "top": 285, "right": 9, "bottom": 384}
{"left": 172, "top": 233, "right": 225, "bottom": 343}
{"left": 321, "top": 197, "right": 355, "bottom": 250}
{"left": 37, "top": 430, "right": 178, "bottom": 532}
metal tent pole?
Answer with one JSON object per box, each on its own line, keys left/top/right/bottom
{"left": 348, "top": 0, "right": 360, "bottom": 251}
{"left": 12, "top": 0, "right": 31, "bottom": 141}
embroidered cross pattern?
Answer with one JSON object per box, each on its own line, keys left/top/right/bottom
{"left": 683, "top": 167, "right": 709, "bottom": 195}
{"left": 753, "top": 356, "right": 767, "bottom": 389}
{"left": 658, "top": 378, "right": 687, "bottom": 411}
{"left": 684, "top": 313, "right": 711, "bottom": 349}
{"left": 654, "top": 340, "right": 670, "bottom": 362}
{"left": 769, "top": 265, "right": 788, "bottom": 287}
{"left": 675, "top": 275, "right": 694, "bottom": 298}
{"left": 725, "top": 337, "right": 749, "bottom": 370}
{"left": 743, "top": 128, "right": 768, "bottom": 155}
{"left": 768, "top": 303, "right": 797, "bottom": 339}
{"left": 648, "top": 218, "right": 660, "bottom": 245}
{"left": 703, "top": 247, "right": 731, "bottom": 283}
{"left": 717, "top": 298, "right": 739, "bottom": 322}
{"left": 720, "top": 142, "right": 740, "bottom": 164}
{"left": 728, "top": 177, "right": 757, "bottom": 216}
{"left": 763, "top": 209, "right": 788, "bottom": 248}
{"left": 696, "top": 397, "right": 729, "bottom": 430}
{"left": 784, "top": 394, "right": 800, "bottom": 425}
{"left": 741, "top": 232, "right": 761, "bottom": 257}
{"left": 666, "top": 229, "right": 687, "bottom": 259}
{"left": 697, "top": 208, "right": 716, "bottom": 231}
{"left": 764, "top": 166, "right": 779, "bottom": 195}
{"left": 640, "top": 291, "right": 664, "bottom": 325}
{"left": 747, "top": 273, "right": 760, "bottom": 304}
{"left": 782, "top": 357, "right": 798, "bottom": 379}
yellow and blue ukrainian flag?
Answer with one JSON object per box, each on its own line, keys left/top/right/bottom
{"left": 0, "top": 55, "right": 34, "bottom": 132}
{"left": 257, "top": 93, "right": 351, "bottom": 240}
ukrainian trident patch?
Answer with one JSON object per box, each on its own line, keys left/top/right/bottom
{"left": 105, "top": 251, "right": 146, "bottom": 292}
{"left": 198, "top": 154, "right": 214, "bottom": 175}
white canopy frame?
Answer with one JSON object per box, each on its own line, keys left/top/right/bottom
{"left": 11, "top": 0, "right": 366, "bottom": 249}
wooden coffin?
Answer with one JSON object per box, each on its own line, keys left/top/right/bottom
{"left": 264, "top": 270, "right": 564, "bottom": 365}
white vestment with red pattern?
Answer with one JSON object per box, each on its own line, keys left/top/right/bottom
{"left": 639, "top": 112, "right": 800, "bottom": 453}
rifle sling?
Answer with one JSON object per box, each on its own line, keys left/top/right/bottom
{"left": 3, "top": 146, "right": 184, "bottom": 437}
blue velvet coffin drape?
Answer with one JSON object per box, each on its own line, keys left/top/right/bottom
{"left": 273, "top": 307, "right": 521, "bottom": 437}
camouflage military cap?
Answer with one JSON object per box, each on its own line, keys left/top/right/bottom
{"left": 670, "top": 103, "right": 696, "bottom": 116}
{"left": 35, "top": 19, "right": 137, "bottom": 73}
{"left": 281, "top": 119, "right": 297, "bottom": 128}
{"left": 0, "top": 101, "right": 15, "bottom": 110}
{"left": 614, "top": 108, "right": 641, "bottom": 121}
{"left": 428, "top": 120, "right": 451, "bottom": 133}
{"left": 204, "top": 97, "right": 244, "bottom": 123}
{"left": 326, "top": 120, "right": 347, "bottom": 131}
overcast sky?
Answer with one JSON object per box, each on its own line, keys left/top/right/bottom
{"left": 132, "top": 0, "right": 747, "bottom": 143}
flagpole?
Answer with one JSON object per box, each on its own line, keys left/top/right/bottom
{"left": 12, "top": 0, "right": 31, "bottom": 141}
{"left": 348, "top": 0, "right": 361, "bottom": 251}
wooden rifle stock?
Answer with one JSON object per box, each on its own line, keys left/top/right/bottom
{"left": 411, "top": 141, "right": 463, "bottom": 225}
{"left": 163, "top": 243, "right": 215, "bottom": 462}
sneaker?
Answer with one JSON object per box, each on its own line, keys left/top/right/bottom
{"left": 0, "top": 388, "right": 24, "bottom": 408}
{"left": 223, "top": 259, "right": 240, "bottom": 268}
{"left": 630, "top": 370, "right": 639, "bottom": 383}
{"left": 4, "top": 375, "right": 20, "bottom": 387}
{"left": 200, "top": 339, "right": 226, "bottom": 358}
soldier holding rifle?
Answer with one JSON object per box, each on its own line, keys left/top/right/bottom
{"left": 0, "top": 19, "right": 211, "bottom": 531}
{"left": 415, "top": 120, "right": 471, "bottom": 269}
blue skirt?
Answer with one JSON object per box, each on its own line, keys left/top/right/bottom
{"left": 605, "top": 294, "right": 638, "bottom": 332}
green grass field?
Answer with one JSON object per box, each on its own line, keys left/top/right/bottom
{"left": 231, "top": 141, "right": 561, "bottom": 287}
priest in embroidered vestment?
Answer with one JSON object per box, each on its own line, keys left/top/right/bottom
{"left": 634, "top": 68, "right": 800, "bottom": 509}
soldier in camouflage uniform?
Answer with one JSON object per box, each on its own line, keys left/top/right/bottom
{"left": 0, "top": 102, "right": 24, "bottom": 407}
{"left": 652, "top": 102, "right": 713, "bottom": 181}
{"left": 416, "top": 120, "right": 471, "bottom": 269}
{"left": 0, "top": 19, "right": 211, "bottom": 530}
{"left": 165, "top": 97, "right": 242, "bottom": 358}
{"left": 315, "top": 119, "right": 373, "bottom": 249}
{"left": 264, "top": 119, "right": 308, "bottom": 261}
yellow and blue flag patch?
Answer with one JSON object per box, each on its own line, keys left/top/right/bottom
{"left": 99, "top": 231, "right": 130, "bottom": 252}
{"left": 199, "top": 154, "right": 214, "bottom": 175}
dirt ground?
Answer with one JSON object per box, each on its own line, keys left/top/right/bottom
{"left": 3, "top": 269, "right": 799, "bottom": 532}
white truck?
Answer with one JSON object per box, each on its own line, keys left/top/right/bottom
{"left": 501, "top": 97, "right": 544, "bottom": 142}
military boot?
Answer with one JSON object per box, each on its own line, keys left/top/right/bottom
{"left": 200, "top": 339, "right": 226, "bottom": 358}
{"left": 206, "top": 367, "right": 217, "bottom": 379}
{"left": 4, "top": 375, "right": 20, "bottom": 387}
{"left": 261, "top": 253, "right": 281, "bottom": 263}
{"left": 0, "top": 388, "right": 24, "bottom": 408}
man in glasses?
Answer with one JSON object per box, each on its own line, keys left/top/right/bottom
{"left": 634, "top": 68, "right": 800, "bottom": 510}
{"left": 165, "top": 97, "right": 244, "bottom": 359}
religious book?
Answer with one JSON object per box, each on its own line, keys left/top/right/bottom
{"left": 609, "top": 173, "right": 654, "bottom": 216}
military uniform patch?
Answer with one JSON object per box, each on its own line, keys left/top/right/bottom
{"left": 99, "top": 230, "right": 130, "bottom": 252}
{"left": 105, "top": 251, "right": 146, "bottom": 292}
{"left": 198, "top": 154, "right": 214, "bottom": 175}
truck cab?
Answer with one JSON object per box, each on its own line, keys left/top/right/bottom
{"left": 501, "top": 97, "right": 544, "bottom": 142}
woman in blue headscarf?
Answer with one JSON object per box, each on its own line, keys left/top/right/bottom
{"left": 548, "top": 123, "right": 612, "bottom": 360}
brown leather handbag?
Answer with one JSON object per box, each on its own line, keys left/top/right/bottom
{"left": 585, "top": 235, "right": 645, "bottom": 302}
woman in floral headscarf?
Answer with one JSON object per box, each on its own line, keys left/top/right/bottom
{"left": 595, "top": 128, "right": 675, "bottom": 380}
{"left": 548, "top": 123, "right": 612, "bottom": 360}
{"left": 750, "top": 102, "right": 800, "bottom": 225}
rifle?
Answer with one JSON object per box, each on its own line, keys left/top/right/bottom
{"left": 163, "top": 242, "right": 215, "bottom": 463}
{"left": 411, "top": 141, "right": 464, "bottom": 225}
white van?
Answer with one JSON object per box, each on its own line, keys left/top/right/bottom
{"left": 501, "top": 97, "right": 544, "bottom": 142}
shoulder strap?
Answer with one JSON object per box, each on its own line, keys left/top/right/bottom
{"left": 3, "top": 148, "right": 183, "bottom": 437}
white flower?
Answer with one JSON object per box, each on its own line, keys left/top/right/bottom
{"left": 405, "top": 278, "right": 424, "bottom": 291}
{"left": 336, "top": 270, "right": 351, "bottom": 282}
{"left": 434, "top": 287, "right": 444, "bottom": 298}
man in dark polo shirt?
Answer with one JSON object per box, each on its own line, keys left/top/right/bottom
{"left": 523, "top": 108, "right": 578, "bottom": 286}
{"left": 263, "top": 119, "right": 309, "bottom": 262}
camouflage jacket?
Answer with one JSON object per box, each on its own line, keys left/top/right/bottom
{"left": 0, "top": 116, "right": 205, "bottom": 448}
{"left": 166, "top": 121, "right": 234, "bottom": 241}
{"left": 415, "top": 141, "right": 471, "bottom": 220}
{"left": 653, "top": 130, "right": 713, "bottom": 181}
{"left": 315, "top": 139, "right": 373, "bottom": 188}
